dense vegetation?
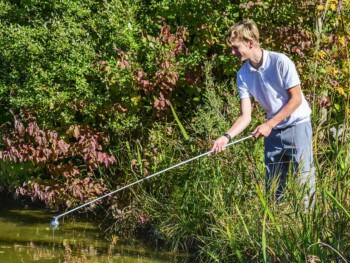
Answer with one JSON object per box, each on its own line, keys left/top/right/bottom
{"left": 0, "top": 0, "right": 349, "bottom": 261}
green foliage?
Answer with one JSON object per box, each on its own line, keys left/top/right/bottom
{"left": 0, "top": 0, "right": 142, "bottom": 131}
{"left": 135, "top": 0, "right": 242, "bottom": 78}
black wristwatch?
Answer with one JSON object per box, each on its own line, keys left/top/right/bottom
{"left": 223, "top": 133, "right": 232, "bottom": 142}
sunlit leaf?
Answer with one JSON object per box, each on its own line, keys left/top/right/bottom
{"left": 338, "top": 36, "right": 346, "bottom": 47}
{"left": 334, "top": 87, "right": 347, "bottom": 97}
{"left": 317, "top": 50, "right": 327, "bottom": 60}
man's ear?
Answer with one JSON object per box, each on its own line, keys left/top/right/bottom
{"left": 248, "top": 40, "right": 254, "bottom": 48}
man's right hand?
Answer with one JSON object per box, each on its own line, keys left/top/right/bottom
{"left": 211, "top": 136, "right": 230, "bottom": 153}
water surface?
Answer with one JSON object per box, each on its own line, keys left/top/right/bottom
{"left": 0, "top": 204, "right": 189, "bottom": 262}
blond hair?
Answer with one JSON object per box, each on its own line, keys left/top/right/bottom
{"left": 225, "top": 19, "right": 260, "bottom": 46}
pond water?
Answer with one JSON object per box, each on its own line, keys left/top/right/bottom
{"left": 0, "top": 204, "right": 189, "bottom": 263}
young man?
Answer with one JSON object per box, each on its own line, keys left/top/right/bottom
{"left": 212, "top": 20, "right": 315, "bottom": 208}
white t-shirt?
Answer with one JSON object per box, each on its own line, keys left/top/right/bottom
{"left": 236, "top": 50, "right": 311, "bottom": 129}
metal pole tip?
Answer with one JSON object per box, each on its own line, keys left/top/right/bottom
{"left": 50, "top": 218, "right": 59, "bottom": 227}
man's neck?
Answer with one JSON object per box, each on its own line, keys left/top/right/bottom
{"left": 249, "top": 48, "right": 263, "bottom": 69}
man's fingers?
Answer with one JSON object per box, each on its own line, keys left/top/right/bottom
{"left": 253, "top": 131, "right": 262, "bottom": 138}
{"left": 213, "top": 146, "right": 222, "bottom": 153}
{"left": 212, "top": 143, "right": 227, "bottom": 154}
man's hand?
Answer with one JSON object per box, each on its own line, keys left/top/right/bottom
{"left": 252, "top": 122, "right": 273, "bottom": 138}
{"left": 211, "top": 136, "right": 230, "bottom": 153}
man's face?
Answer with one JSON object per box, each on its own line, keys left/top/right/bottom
{"left": 230, "top": 39, "right": 252, "bottom": 62}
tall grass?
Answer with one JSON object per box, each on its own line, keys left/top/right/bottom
{"left": 126, "top": 60, "right": 350, "bottom": 262}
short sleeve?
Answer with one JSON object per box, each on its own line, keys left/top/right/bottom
{"left": 278, "top": 55, "right": 301, "bottom": 90}
{"left": 236, "top": 74, "right": 251, "bottom": 99}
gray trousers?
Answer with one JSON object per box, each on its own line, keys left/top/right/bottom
{"left": 264, "top": 121, "right": 316, "bottom": 208}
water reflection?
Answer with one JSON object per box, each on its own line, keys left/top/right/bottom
{"left": 0, "top": 205, "right": 189, "bottom": 263}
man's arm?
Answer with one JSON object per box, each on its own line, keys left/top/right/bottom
{"left": 253, "top": 84, "right": 302, "bottom": 138}
{"left": 212, "top": 97, "right": 252, "bottom": 153}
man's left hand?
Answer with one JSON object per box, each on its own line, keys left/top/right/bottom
{"left": 252, "top": 123, "right": 273, "bottom": 138}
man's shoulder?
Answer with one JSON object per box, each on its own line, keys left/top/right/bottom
{"left": 267, "top": 50, "right": 292, "bottom": 64}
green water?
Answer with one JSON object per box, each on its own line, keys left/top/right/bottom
{"left": 0, "top": 205, "right": 189, "bottom": 263}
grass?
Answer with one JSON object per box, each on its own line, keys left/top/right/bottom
{"left": 159, "top": 138, "right": 349, "bottom": 262}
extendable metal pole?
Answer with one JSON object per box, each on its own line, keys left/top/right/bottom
{"left": 50, "top": 135, "right": 253, "bottom": 227}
